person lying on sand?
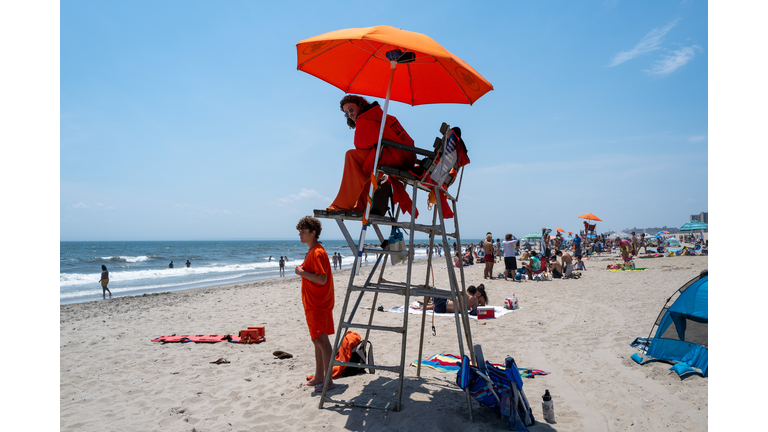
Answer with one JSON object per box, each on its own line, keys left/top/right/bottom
{"left": 412, "top": 286, "right": 478, "bottom": 313}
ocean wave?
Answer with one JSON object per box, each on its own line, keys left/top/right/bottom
{"left": 98, "top": 256, "right": 151, "bottom": 263}
{"left": 63, "top": 248, "right": 431, "bottom": 288}
{"left": 61, "top": 260, "right": 292, "bottom": 287}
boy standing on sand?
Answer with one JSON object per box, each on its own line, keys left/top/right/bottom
{"left": 294, "top": 216, "right": 336, "bottom": 393}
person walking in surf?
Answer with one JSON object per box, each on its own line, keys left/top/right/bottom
{"left": 99, "top": 265, "right": 112, "bottom": 299}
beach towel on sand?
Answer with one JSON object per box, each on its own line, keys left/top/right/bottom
{"left": 411, "top": 353, "right": 548, "bottom": 377}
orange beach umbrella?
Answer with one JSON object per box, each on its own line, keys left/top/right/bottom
{"left": 297, "top": 25, "right": 493, "bottom": 274}
{"left": 554, "top": 228, "right": 565, "bottom": 232}
{"left": 297, "top": 25, "right": 493, "bottom": 106}
{"left": 578, "top": 213, "right": 603, "bottom": 222}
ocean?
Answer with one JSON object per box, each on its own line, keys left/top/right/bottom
{"left": 60, "top": 239, "right": 443, "bottom": 304}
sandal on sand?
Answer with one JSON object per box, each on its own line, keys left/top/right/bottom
{"left": 210, "top": 357, "right": 230, "bottom": 365}
{"left": 273, "top": 350, "right": 293, "bottom": 360}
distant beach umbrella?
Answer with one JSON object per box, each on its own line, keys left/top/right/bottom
{"left": 522, "top": 232, "right": 543, "bottom": 239}
{"left": 679, "top": 221, "right": 708, "bottom": 232}
{"left": 578, "top": 213, "right": 602, "bottom": 222}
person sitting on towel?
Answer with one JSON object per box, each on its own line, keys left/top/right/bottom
{"left": 548, "top": 256, "right": 564, "bottom": 279}
{"left": 411, "top": 286, "right": 478, "bottom": 314}
{"left": 327, "top": 95, "right": 416, "bottom": 213}
{"left": 575, "top": 254, "right": 586, "bottom": 271}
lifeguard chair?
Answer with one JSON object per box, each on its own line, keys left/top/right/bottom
{"left": 584, "top": 221, "right": 597, "bottom": 237}
{"left": 313, "top": 122, "right": 476, "bottom": 417}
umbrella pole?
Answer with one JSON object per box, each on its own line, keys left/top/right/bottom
{"left": 355, "top": 61, "right": 397, "bottom": 276}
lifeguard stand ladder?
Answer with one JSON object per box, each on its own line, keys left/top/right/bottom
{"left": 313, "top": 122, "right": 476, "bottom": 417}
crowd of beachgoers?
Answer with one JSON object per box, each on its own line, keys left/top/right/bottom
{"left": 448, "top": 229, "right": 708, "bottom": 280}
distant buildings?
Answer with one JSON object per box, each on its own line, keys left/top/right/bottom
{"left": 690, "top": 212, "right": 708, "bottom": 224}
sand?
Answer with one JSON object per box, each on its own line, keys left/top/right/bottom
{"left": 60, "top": 251, "right": 708, "bottom": 431}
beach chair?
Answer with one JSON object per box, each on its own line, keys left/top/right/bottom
{"left": 526, "top": 255, "right": 548, "bottom": 281}
{"left": 457, "top": 345, "right": 535, "bottom": 431}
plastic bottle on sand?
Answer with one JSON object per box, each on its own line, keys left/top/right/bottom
{"left": 542, "top": 389, "right": 555, "bottom": 423}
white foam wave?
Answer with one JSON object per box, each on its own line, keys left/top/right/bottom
{"left": 61, "top": 260, "right": 292, "bottom": 287}
{"left": 98, "top": 256, "right": 150, "bottom": 263}
{"left": 62, "top": 248, "right": 432, "bottom": 288}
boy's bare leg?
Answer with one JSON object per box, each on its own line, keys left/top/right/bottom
{"left": 313, "top": 334, "right": 335, "bottom": 392}
{"left": 304, "top": 341, "right": 324, "bottom": 386}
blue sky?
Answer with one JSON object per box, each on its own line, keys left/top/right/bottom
{"left": 59, "top": 0, "right": 708, "bottom": 241}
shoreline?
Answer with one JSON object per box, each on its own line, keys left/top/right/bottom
{"left": 60, "top": 253, "right": 442, "bottom": 305}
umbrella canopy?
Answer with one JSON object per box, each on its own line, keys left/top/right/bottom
{"left": 658, "top": 230, "right": 670, "bottom": 234}
{"left": 578, "top": 213, "right": 602, "bottom": 222}
{"left": 522, "top": 232, "right": 543, "bottom": 239}
{"left": 554, "top": 228, "right": 565, "bottom": 232}
{"left": 297, "top": 25, "right": 493, "bottom": 105}
{"left": 654, "top": 234, "right": 663, "bottom": 239}
{"left": 679, "top": 221, "right": 708, "bottom": 232}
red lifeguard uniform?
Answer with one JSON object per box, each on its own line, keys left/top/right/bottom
{"left": 328, "top": 102, "right": 416, "bottom": 212}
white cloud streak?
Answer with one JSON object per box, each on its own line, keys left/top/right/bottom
{"left": 608, "top": 19, "right": 680, "bottom": 67}
{"left": 688, "top": 135, "right": 707, "bottom": 143}
{"left": 644, "top": 45, "right": 701, "bottom": 77}
{"left": 277, "top": 188, "right": 332, "bottom": 204}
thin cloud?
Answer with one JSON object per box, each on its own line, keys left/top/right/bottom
{"left": 277, "top": 188, "right": 331, "bottom": 204}
{"left": 70, "top": 202, "right": 115, "bottom": 210}
{"left": 688, "top": 135, "right": 707, "bottom": 143}
{"left": 608, "top": 19, "right": 680, "bottom": 67}
{"left": 645, "top": 45, "right": 700, "bottom": 77}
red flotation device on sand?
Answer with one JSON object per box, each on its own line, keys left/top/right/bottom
{"left": 152, "top": 327, "right": 265, "bottom": 344}
{"left": 151, "top": 334, "right": 242, "bottom": 343}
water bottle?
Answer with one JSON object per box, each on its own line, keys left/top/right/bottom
{"left": 542, "top": 389, "right": 555, "bottom": 423}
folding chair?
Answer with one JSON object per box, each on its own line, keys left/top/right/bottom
{"left": 456, "top": 345, "right": 535, "bottom": 431}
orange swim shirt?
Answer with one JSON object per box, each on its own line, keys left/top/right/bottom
{"left": 301, "top": 244, "right": 335, "bottom": 339}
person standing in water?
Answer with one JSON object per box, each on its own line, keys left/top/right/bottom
{"left": 99, "top": 265, "right": 112, "bottom": 299}
{"left": 279, "top": 256, "right": 286, "bottom": 277}
{"left": 169, "top": 261, "right": 174, "bottom": 269}
{"left": 185, "top": 260, "right": 191, "bottom": 268}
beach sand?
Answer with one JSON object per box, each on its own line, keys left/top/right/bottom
{"left": 60, "top": 251, "right": 708, "bottom": 431}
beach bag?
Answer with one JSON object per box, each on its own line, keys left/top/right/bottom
{"left": 343, "top": 339, "right": 375, "bottom": 376}
{"left": 387, "top": 227, "right": 406, "bottom": 265}
{"left": 370, "top": 178, "right": 392, "bottom": 216}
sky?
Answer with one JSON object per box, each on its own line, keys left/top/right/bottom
{"left": 59, "top": 0, "right": 709, "bottom": 241}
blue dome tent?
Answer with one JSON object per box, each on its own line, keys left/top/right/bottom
{"left": 631, "top": 271, "right": 708, "bottom": 377}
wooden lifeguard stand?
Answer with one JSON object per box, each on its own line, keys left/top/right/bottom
{"left": 313, "top": 123, "right": 476, "bottom": 416}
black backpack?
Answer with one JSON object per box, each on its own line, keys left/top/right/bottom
{"left": 342, "top": 339, "right": 375, "bottom": 376}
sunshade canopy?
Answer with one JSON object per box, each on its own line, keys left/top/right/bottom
{"left": 522, "top": 232, "right": 543, "bottom": 239}
{"left": 578, "top": 213, "right": 602, "bottom": 221}
{"left": 297, "top": 25, "right": 493, "bottom": 105}
{"left": 679, "top": 221, "right": 708, "bottom": 232}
